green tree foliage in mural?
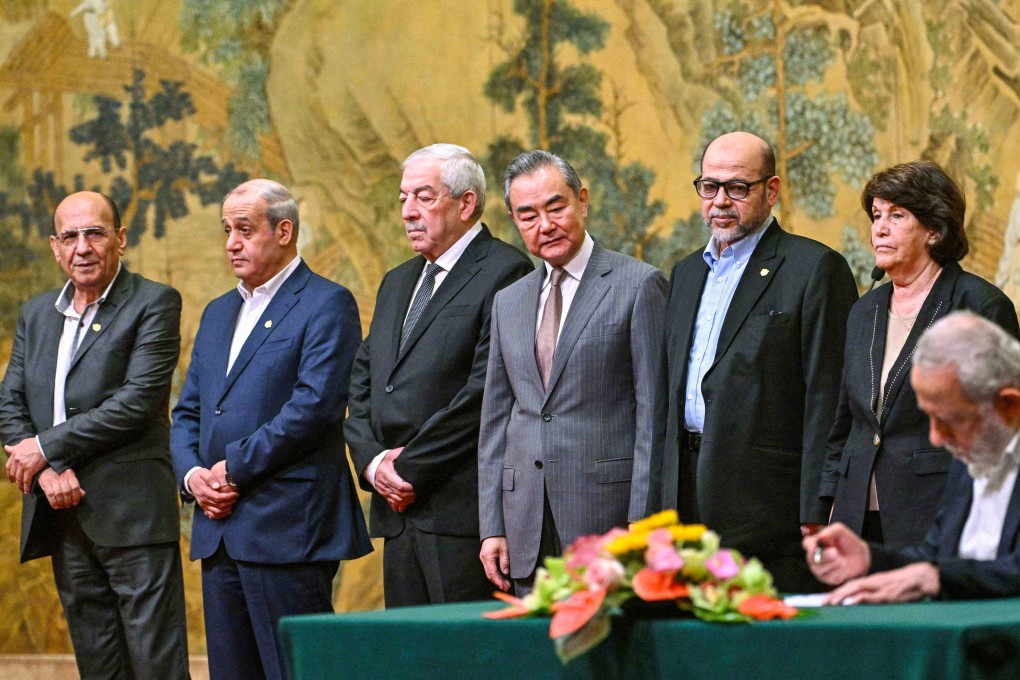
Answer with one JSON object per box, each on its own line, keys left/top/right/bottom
{"left": 0, "top": 70, "right": 247, "bottom": 247}
{"left": 181, "top": 0, "right": 293, "bottom": 164}
{"left": 700, "top": 0, "right": 878, "bottom": 227}
{"left": 483, "top": 0, "right": 686, "bottom": 266}
{"left": 924, "top": 19, "right": 997, "bottom": 215}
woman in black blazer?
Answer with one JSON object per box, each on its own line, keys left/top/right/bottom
{"left": 819, "top": 161, "right": 1020, "bottom": 547}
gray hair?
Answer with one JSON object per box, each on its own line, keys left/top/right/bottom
{"left": 225, "top": 179, "right": 300, "bottom": 236}
{"left": 503, "top": 150, "right": 582, "bottom": 212}
{"left": 914, "top": 311, "right": 1020, "bottom": 403}
{"left": 402, "top": 144, "right": 486, "bottom": 219}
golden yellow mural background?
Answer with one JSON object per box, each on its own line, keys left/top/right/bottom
{"left": 0, "top": 0, "right": 1019, "bottom": 654}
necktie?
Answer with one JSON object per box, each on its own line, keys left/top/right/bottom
{"left": 536, "top": 267, "right": 566, "bottom": 389}
{"left": 400, "top": 262, "right": 442, "bottom": 355}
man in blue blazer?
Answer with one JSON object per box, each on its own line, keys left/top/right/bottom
{"left": 806, "top": 312, "right": 1020, "bottom": 602}
{"left": 171, "top": 179, "right": 371, "bottom": 680}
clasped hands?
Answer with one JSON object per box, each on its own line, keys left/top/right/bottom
{"left": 5, "top": 438, "right": 85, "bottom": 509}
{"left": 189, "top": 460, "right": 240, "bottom": 520}
{"left": 374, "top": 447, "right": 415, "bottom": 513}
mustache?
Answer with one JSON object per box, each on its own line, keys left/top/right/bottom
{"left": 405, "top": 220, "right": 427, "bottom": 233}
{"left": 709, "top": 210, "right": 739, "bottom": 221}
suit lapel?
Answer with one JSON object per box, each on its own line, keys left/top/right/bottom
{"left": 543, "top": 244, "right": 611, "bottom": 398}
{"left": 67, "top": 269, "right": 134, "bottom": 375}
{"left": 710, "top": 222, "right": 784, "bottom": 369}
{"left": 878, "top": 262, "right": 960, "bottom": 420}
{"left": 667, "top": 256, "right": 709, "bottom": 394}
{"left": 218, "top": 262, "right": 309, "bottom": 401}
{"left": 387, "top": 259, "right": 425, "bottom": 362}
{"left": 942, "top": 465, "right": 974, "bottom": 558}
{"left": 998, "top": 462, "right": 1020, "bottom": 556}
{"left": 513, "top": 268, "right": 545, "bottom": 388}
{"left": 37, "top": 301, "right": 65, "bottom": 430}
{"left": 395, "top": 228, "right": 493, "bottom": 364}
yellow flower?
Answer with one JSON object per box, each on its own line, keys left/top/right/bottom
{"left": 669, "top": 524, "right": 707, "bottom": 542}
{"left": 605, "top": 532, "right": 650, "bottom": 555}
{"left": 629, "top": 510, "right": 679, "bottom": 533}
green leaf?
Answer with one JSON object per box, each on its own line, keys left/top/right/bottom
{"left": 554, "top": 610, "right": 612, "bottom": 664}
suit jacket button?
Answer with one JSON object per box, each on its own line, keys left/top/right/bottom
{"left": 873, "top": 433, "right": 881, "bottom": 446}
{"left": 215, "top": 407, "right": 222, "bottom": 415}
{"left": 535, "top": 460, "right": 543, "bottom": 469}
{"left": 385, "top": 385, "right": 394, "bottom": 393}
{"left": 542, "top": 412, "right": 552, "bottom": 422}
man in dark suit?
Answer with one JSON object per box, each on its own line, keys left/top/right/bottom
{"left": 806, "top": 312, "right": 1020, "bottom": 602}
{"left": 662, "top": 131, "right": 858, "bottom": 592}
{"left": 0, "top": 191, "right": 188, "bottom": 678}
{"left": 346, "top": 143, "right": 532, "bottom": 607}
{"left": 478, "top": 150, "right": 668, "bottom": 594}
{"left": 171, "top": 179, "right": 371, "bottom": 680}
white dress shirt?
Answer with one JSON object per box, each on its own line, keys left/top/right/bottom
{"left": 184, "top": 256, "right": 302, "bottom": 493}
{"left": 364, "top": 222, "right": 483, "bottom": 486}
{"left": 958, "top": 431, "right": 1020, "bottom": 560}
{"left": 535, "top": 232, "right": 595, "bottom": 338}
{"left": 39, "top": 264, "right": 123, "bottom": 460}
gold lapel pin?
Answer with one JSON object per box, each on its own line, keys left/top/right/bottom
{"left": 264, "top": 320, "right": 273, "bottom": 329}
{"left": 760, "top": 268, "right": 769, "bottom": 277}
{"left": 92, "top": 323, "right": 101, "bottom": 332}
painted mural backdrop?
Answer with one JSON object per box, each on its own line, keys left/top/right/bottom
{"left": 0, "top": 0, "right": 1018, "bottom": 654}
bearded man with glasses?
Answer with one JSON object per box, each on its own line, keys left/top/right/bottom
{"left": 661, "top": 131, "right": 859, "bottom": 593}
{"left": 0, "top": 191, "right": 189, "bottom": 678}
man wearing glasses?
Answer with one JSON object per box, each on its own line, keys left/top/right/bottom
{"left": 346, "top": 144, "right": 532, "bottom": 607}
{"left": 661, "top": 131, "right": 858, "bottom": 592}
{"left": 0, "top": 191, "right": 189, "bottom": 677}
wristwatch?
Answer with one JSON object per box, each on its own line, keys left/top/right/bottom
{"left": 224, "top": 463, "right": 238, "bottom": 488}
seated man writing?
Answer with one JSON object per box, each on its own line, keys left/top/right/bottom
{"left": 804, "top": 311, "right": 1020, "bottom": 604}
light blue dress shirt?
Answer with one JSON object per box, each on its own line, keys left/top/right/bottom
{"left": 683, "top": 217, "right": 773, "bottom": 432}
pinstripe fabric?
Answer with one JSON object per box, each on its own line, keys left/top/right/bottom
{"left": 478, "top": 243, "right": 668, "bottom": 579}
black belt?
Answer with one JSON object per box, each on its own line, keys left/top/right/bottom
{"left": 680, "top": 430, "right": 703, "bottom": 452}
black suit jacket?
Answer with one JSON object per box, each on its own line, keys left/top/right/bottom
{"left": 822, "top": 261, "right": 1019, "bottom": 547}
{"left": 870, "top": 460, "right": 1020, "bottom": 599}
{"left": 662, "top": 220, "right": 858, "bottom": 572}
{"left": 0, "top": 268, "right": 182, "bottom": 562}
{"left": 345, "top": 225, "right": 532, "bottom": 538}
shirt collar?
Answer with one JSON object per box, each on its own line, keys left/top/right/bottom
{"left": 236, "top": 255, "right": 302, "bottom": 302}
{"left": 55, "top": 262, "right": 122, "bottom": 316}
{"left": 545, "top": 232, "right": 594, "bottom": 284}
{"left": 702, "top": 215, "right": 773, "bottom": 267}
{"left": 432, "top": 221, "right": 482, "bottom": 273}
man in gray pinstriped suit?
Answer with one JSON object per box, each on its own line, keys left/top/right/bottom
{"left": 478, "top": 150, "right": 668, "bottom": 594}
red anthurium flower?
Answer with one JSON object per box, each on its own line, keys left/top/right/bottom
{"left": 632, "top": 568, "right": 689, "bottom": 601}
{"left": 737, "top": 594, "right": 798, "bottom": 620}
{"left": 549, "top": 588, "right": 606, "bottom": 638}
{"left": 483, "top": 591, "right": 531, "bottom": 619}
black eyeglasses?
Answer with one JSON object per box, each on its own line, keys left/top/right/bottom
{"left": 693, "top": 177, "right": 770, "bottom": 200}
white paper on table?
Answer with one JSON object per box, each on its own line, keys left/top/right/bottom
{"left": 782, "top": 593, "right": 832, "bottom": 608}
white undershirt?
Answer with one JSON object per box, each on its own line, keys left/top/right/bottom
{"left": 958, "top": 431, "right": 1020, "bottom": 560}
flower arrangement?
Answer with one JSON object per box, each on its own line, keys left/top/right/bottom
{"left": 485, "top": 510, "right": 800, "bottom": 663}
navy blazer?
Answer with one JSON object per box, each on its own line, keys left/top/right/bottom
{"left": 822, "top": 261, "right": 1019, "bottom": 547}
{"left": 171, "top": 261, "right": 372, "bottom": 564}
{"left": 870, "top": 460, "right": 1020, "bottom": 599}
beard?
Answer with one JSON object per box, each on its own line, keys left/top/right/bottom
{"left": 704, "top": 194, "right": 771, "bottom": 248}
{"left": 948, "top": 406, "right": 1018, "bottom": 480}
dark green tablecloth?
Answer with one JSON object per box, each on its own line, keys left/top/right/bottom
{"left": 279, "top": 598, "right": 1020, "bottom": 680}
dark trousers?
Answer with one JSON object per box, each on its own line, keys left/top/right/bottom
{"left": 50, "top": 512, "right": 189, "bottom": 680}
{"left": 513, "top": 490, "right": 562, "bottom": 597}
{"left": 383, "top": 524, "right": 492, "bottom": 607}
{"left": 201, "top": 543, "right": 337, "bottom": 680}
